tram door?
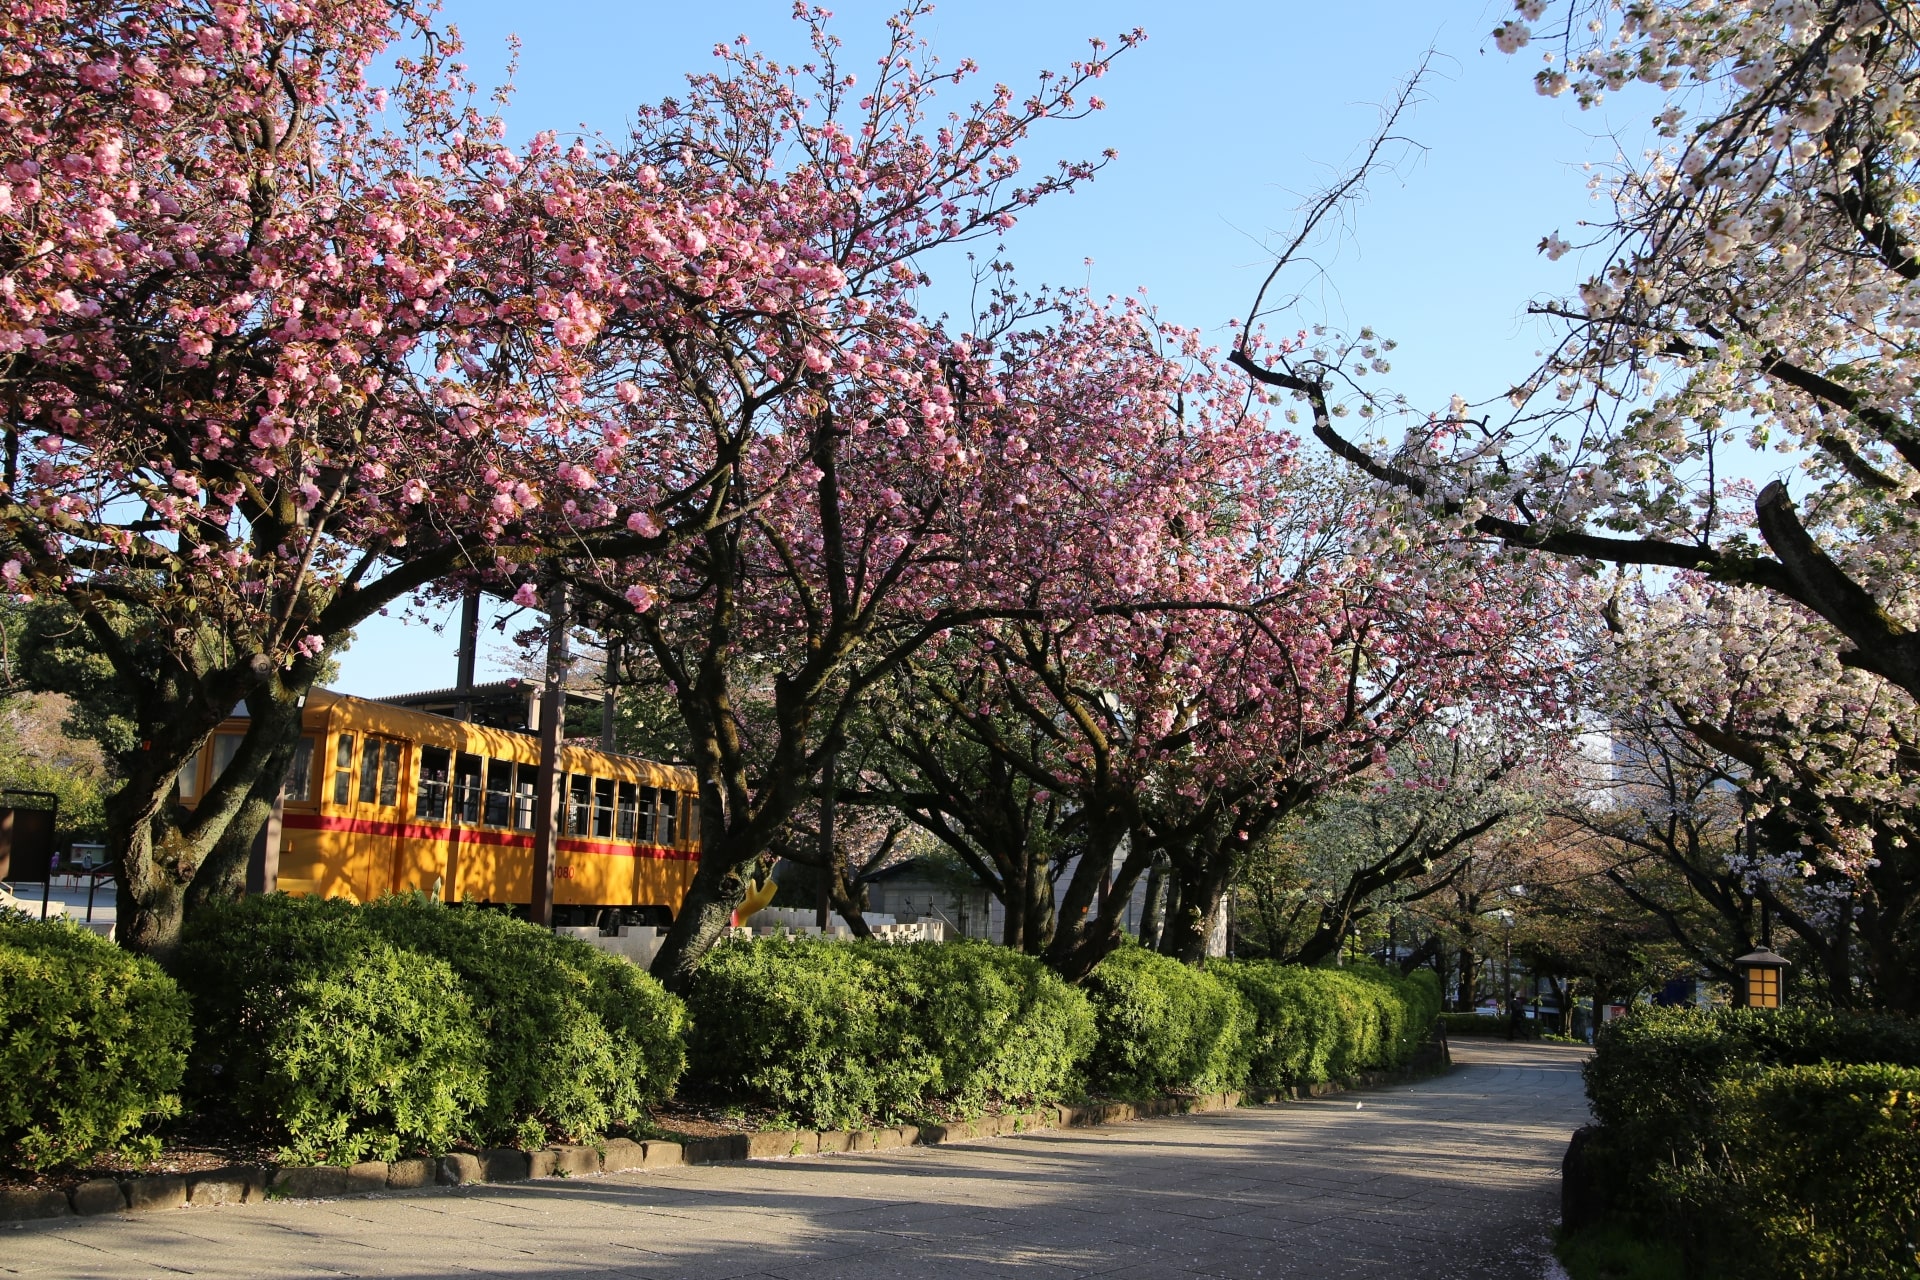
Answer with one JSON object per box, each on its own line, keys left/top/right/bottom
{"left": 333, "top": 731, "right": 405, "bottom": 902}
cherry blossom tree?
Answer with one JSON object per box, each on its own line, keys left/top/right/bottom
{"left": 506, "top": 5, "right": 1173, "bottom": 986}
{"left": 1242, "top": 1, "right": 1920, "bottom": 702}
{"left": 1584, "top": 576, "right": 1920, "bottom": 1009}
{"left": 870, "top": 455, "right": 1579, "bottom": 979}
{"left": 0, "top": 0, "right": 643, "bottom": 954}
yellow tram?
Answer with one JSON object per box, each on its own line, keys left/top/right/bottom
{"left": 177, "top": 690, "right": 701, "bottom": 925}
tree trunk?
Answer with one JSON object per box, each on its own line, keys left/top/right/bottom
{"left": 1140, "top": 855, "right": 1169, "bottom": 950}
{"left": 1043, "top": 822, "right": 1151, "bottom": 982}
{"left": 649, "top": 785, "right": 750, "bottom": 993}
{"left": 1160, "top": 853, "right": 1233, "bottom": 966}
{"left": 110, "top": 656, "right": 320, "bottom": 961}
{"left": 1457, "top": 943, "right": 1478, "bottom": 1012}
{"left": 183, "top": 688, "right": 307, "bottom": 913}
{"left": 1002, "top": 858, "right": 1028, "bottom": 950}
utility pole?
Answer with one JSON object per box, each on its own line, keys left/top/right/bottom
{"left": 453, "top": 587, "right": 480, "bottom": 722}
{"left": 530, "top": 581, "right": 569, "bottom": 928}
{"left": 816, "top": 750, "right": 836, "bottom": 929}
{"left": 600, "top": 633, "right": 621, "bottom": 752}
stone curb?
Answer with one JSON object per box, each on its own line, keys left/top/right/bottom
{"left": 1, "top": 1066, "right": 1442, "bottom": 1225}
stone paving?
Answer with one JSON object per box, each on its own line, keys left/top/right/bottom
{"left": 1, "top": 1040, "right": 1591, "bottom": 1280}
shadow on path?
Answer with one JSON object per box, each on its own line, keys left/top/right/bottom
{"left": 2, "top": 1041, "right": 1592, "bottom": 1280}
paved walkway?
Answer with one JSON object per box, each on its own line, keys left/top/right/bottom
{"left": 3, "top": 1041, "right": 1591, "bottom": 1280}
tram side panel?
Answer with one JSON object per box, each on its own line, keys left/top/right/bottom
{"left": 181, "top": 690, "right": 702, "bottom": 919}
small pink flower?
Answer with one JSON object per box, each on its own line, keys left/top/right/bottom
{"left": 512, "top": 582, "right": 540, "bottom": 607}
{"left": 625, "top": 511, "right": 660, "bottom": 537}
{"left": 624, "top": 584, "right": 656, "bottom": 612}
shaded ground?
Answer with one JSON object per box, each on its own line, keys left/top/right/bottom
{"left": 1, "top": 1041, "right": 1591, "bottom": 1280}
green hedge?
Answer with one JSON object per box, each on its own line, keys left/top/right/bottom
{"left": 1584, "top": 1005, "right": 1920, "bottom": 1194}
{"left": 176, "top": 894, "right": 684, "bottom": 1162}
{"left": 1571, "top": 1006, "right": 1920, "bottom": 1279}
{"left": 684, "top": 937, "right": 1091, "bottom": 1129}
{"left": 176, "top": 896, "right": 487, "bottom": 1164}
{"left": 1215, "top": 961, "right": 1440, "bottom": 1089}
{"left": 1694, "top": 1063, "right": 1920, "bottom": 1280}
{"left": 0, "top": 913, "right": 191, "bottom": 1170}
{"left": 1082, "top": 946, "right": 1249, "bottom": 1096}
{"left": 359, "top": 898, "right": 685, "bottom": 1147}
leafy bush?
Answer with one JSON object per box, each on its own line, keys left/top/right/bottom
{"left": 1691, "top": 1063, "right": 1920, "bottom": 1280}
{"left": 1082, "top": 945, "right": 1249, "bottom": 1096}
{"left": 179, "top": 894, "right": 686, "bottom": 1159}
{"left": 903, "top": 942, "right": 1094, "bottom": 1111}
{"left": 683, "top": 937, "right": 1091, "bottom": 1129}
{"left": 1568, "top": 1006, "right": 1920, "bottom": 1277}
{"left": 1215, "top": 961, "right": 1440, "bottom": 1089}
{"left": 358, "top": 898, "right": 684, "bottom": 1146}
{"left": 176, "top": 896, "right": 487, "bottom": 1164}
{"left": 0, "top": 913, "right": 190, "bottom": 1170}
{"left": 1583, "top": 1005, "right": 1920, "bottom": 1205}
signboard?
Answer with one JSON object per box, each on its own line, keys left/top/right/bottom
{"left": 0, "top": 806, "right": 55, "bottom": 883}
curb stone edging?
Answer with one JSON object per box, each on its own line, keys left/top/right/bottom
{"left": 3, "top": 1058, "right": 1451, "bottom": 1226}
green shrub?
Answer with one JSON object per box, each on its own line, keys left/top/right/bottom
{"left": 175, "top": 895, "right": 486, "bottom": 1164}
{"left": 180, "top": 894, "right": 686, "bottom": 1157}
{"left": 359, "top": 898, "right": 684, "bottom": 1146}
{"left": 1214, "top": 961, "right": 1440, "bottom": 1089}
{"left": 1583, "top": 1004, "right": 1920, "bottom": 1213}
{"left": 1083, "top": 945, "right": 1249, "bottom": 1096}
{"left": 1570, "top": 1005, "right": 1920, "bottom": 1273}
{"left": 0, "top": 913, "right": 190, "bottom": 1170}
{"left": 684, "top": 937, "right": 1091, "bottom": 1129}
{"left": 1691, "top": 1063, "right": 1920, "bottom": 1280}
{"left": 903, "top": 942, "right": 1094, "bottom": 1111}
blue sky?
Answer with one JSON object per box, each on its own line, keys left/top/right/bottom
{"left": 334, "top": 0, "right": 1635, "bottom": 696}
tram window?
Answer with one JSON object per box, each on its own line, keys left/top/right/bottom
{"left": 286, "top": 737, "right": 316, "bottom": 802}
{"left": 568, "top": 774, "right": 592, "bottom": 835}
{"left": 682, "top": 792, "right": 700, "bottom": 849}
{"left": 379, "top": 741, "right": 402, "bottom": 806}
{"left": 415, "top": 746, "right": 450, "bottom": 820}
{"left": 512, "top": 764, "right": 537, "bottom": 831}
{"left": 637, "top": 788, "right": 657, "bottom": 844}
{"left": 484, "top": 758, "right": 513, "bottom": 827}
{"left": 333, "top": 734, "right": 355, "bottom": 805}
{"left": 616, "top": 782, "right": 638, "bottom": 840}
{"left": 176, "top": 754, "right": 201, "bottom": 802}
{"left": 453, "top": 754, "right": 483, "bottom": 823}
{"left": 594, "top": 778, "right": 616, "bottom": 838}
{"left": 358, "top": 738, "right": 382, "bottom": 804}
{"left": 657, "top": 788, "right": 676, "bottom": 846}
{"left": 211, "top": 733, "right": 245, "bottom": 784}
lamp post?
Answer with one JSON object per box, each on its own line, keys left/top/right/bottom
{"left": 1498, "top": 907, "right": 1516, "bottom": 1039}
{"left": 1734, "top": 948, "right": 1790, "bottom": 1009}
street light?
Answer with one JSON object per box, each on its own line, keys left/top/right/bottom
{"left": 1498, "top": 907, "right": 1517, "bottom": 1038}
{"left": 1734, "top": 948, "right": 1790, "bottom": 1009}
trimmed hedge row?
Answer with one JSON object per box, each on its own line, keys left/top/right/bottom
{"left": 684, "top": 942, "right": 1446, "bottom": 1122}
{"left": 1217, "top": 960, "right": 1442, "bottom": 1089}
{"left": 177, "top": 894, "right": 685, "bottom": 1163}
{"left": 684, "top": 936, "right": 1093, "bottom": 1129}
{"left": 1701, "top": 1063, "right": 1920, "bottom": 1280}
{"left": 6, "top": 905, "right": 1444, "bottom": 1171}
{"left": 0, "top": 913, "right": 190, "bottom": 1171}
{"left": 1574, "top": 1006, "right": 1920, "bottom": 1280}
{"left": 1082, "top": 947, "right": 1248, "bottom": 1096}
